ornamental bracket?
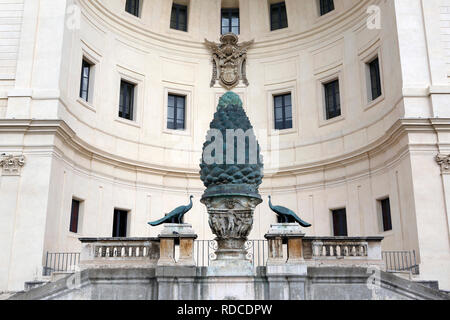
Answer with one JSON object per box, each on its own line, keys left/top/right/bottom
{"left": 436, "top": 154, "right": 450, "bottom": 174}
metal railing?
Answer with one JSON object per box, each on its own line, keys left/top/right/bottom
{"left": 43, "top": 252, "right": 80, "bottom": 276}
{"left": 193, "top": 240, "right": 269, "bottom": 268}
{"left": 382, "top": 250, "right": 419, "bottom": 275}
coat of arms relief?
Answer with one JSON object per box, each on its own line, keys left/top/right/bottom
{"left": 205, "top": 33, "right": 254, "bottom": 90}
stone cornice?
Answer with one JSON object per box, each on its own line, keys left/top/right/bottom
{"left": 81, "top": 0, "right": 374, "bottom": 57}
{"left": 0, "top": 118, "right": 447, "bottom": 179}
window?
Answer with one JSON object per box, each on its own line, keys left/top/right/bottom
{"left": 125, "top": 0, "right": 140, "bottom": 17}
{"left": 170, "top": 3, "right": 188, "bottom": 32}
{"left": 69, "top": 199, "right": 81, "bottom": 233}
{"left": 324, "top": 79, "right": 341, "bottom": 120}
{"left": 319, "top": 0, "right": 335, "bottom": 16}
{"left": 167, "top": 94, "right": 186, "bottom": 130}
{"left": 79, "top": 59, "right": 92, "bottom": 102}
{"left": 221, "top": 8, "right": 240, "bottom": 35}
{"left": 368, "top": 57, "right": 382, "bottom": 101}
{"left": 332, "top": 209, "right": 348, "bottom": 236}
{"left": 380, "top": 198, "right": 392, "bottom": 232}
{"left": 270, "top": 2, "right": 288, "bottom": 31}
{"left": 119, "top": 80, "right": 135, "bottom": 121}
{"left": 273, "top": 93, "right": 293, "bottom": 130}
{"left": 113, "top": 209, "right": 128, "bottom": 238}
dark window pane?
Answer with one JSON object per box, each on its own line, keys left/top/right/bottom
{"left": 125, "top": 0, "right": 140, "bottom": 17}
{"left": 171, "top": 4, "right": 188, "bottom": 32}
{"left": 381, "top": 198, "right": 392, "bottom": 232}
{"left": 69, "top": 200, "right": 80, "bottom": 233}
{"left": 324, "top": 79, "right": 341, "bottom": 120}
{"left": 273, "top": 93, "right": 293, "bottom": 130}
{"left": 221, "top": 8, "right": 240, "bottom": 34}
{"left": 369, "top": 57, "right": 382, "bottom": 100}
{"left": 167, "top": 94, "right": 186, "bottom": 130}
{"left": 113, "top": 209, "right": 128, "bottom": 238}
{"left": 119, "top": 80, "right": 135, "bottom": 120}
{"left": 79, "top": 59, "right": 91, "bottom": 101}
{"left": 320, "top": 0, "right": 335, "bottom": 16}
{"left": 332, "top": 209, "right": 348, "bottom": 236}
{"left": 270, "top": 2, "right": 288, "bottom": 31}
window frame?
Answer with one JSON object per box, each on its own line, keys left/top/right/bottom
{"left": 125, "top": 0, "right": 141, "bottom": 17}
{"left": 170, "top": 3, "right": 188, "bottom": 32}
{"left": 69, "top": 199, "right": 82, "bottom": 234}
{"left": 270, "top": 1, "right": 288, "bottom": 31}
{"left": 266, "top": 82, "right": 298, "bottom": 136}
{"left": 316, "top": 68, "right": 345, "bottom": 127}
{"left": 368, "top": 56, "right": 382, "bottom": 101}
{"left": 332, "top": 208, "right": 348, "bottom": 237}
{"left": 167, "top": 93, "right": 187, "bottom": 131}
{"left": 79, "top": 59, "right": 92, "bottom": 102}
{"left": 221, "top": 8, "right": 240, "bottom": 35}
{"left": 162, "top": 85, "right": 192, "bottom": 136}
{"left": 119, "top": 79, "right": 136, "bottom": 121}
{"left": 273, "top": 93, "right": 293, "bottom": 131}
{"left": 113, "top": 209, "right": 129, "bottom": 238}
{"left": 319, "top": 0, "right": 335, "bottom": 16}
{"left": 377, "top": 197, "right": 393, "bottom": 233}
{"left": 359, "top": 43, "right": 385, "bottom": 109}
{"left": 323, "top": 79, "right": 341, "bottom": 120}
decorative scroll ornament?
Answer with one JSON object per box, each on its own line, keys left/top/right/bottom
{"left": 205, "top": 33, "right": 254, "bottom": 90}
{"left": 436, "top": 154, "right": 450, "bottom": 173}
{"left": 0, "top": 154, "right": 25, "bottom": 176}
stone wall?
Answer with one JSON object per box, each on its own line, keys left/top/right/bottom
{"left": 8, "top": 266, "right": 449, "bottom": 300}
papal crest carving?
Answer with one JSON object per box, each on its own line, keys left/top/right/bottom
{"left": 205, "top": 33, "right": 254, "bottom": 90}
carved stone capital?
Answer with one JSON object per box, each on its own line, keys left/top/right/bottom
{"left": 436, "top": 154, "right": 450, "bottom": 173}
{"left": 203, "top": 196, "right": 261, "bottom": 262}
{"left": 0, "top": 154, "right": 26, "bottom": 176}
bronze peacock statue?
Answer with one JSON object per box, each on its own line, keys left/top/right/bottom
{"left": 148, "top": 195, "right": 194, "bottom": 226}
{"left": 268, "top": 195, "right": 312, "bottom": 228}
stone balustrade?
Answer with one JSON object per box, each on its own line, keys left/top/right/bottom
{"left": 79, "top": 238, "right": 160, "bottom": 269}
{"left": 302, "top": 236, "right": 384, "bottom": 267}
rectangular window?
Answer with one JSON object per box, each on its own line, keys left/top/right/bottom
{"left": 125, "top": 0, "right": 140, "bottom": 17}
{"left": 119, "top": 80, "right": 135, "bottom": 121}
{"left": 221, "top": 8, "right": 240, "bottom": 35}
{"left": 170, "top": 3, "right": 188, "bottom": 32}
{"left": 113, "top": 209, "right": 128, "bottom": 238}
{"left": 332, "top": 208, "right": 348, "bottom": 237}
{"left": 167, "top": 94, "right": 186, "bottom": 130}
{"left": 79, "top": 59, "right": 92, "bottom": 102}
{"left": 324, "top": 79, "right": 341, "bottom": 120}
{"left": 368, "top": 57, "right": 382, "bottom": 101}
{"left": 270, "top": 2, "right": 288, "bottom": 31}
{"left": 319, "top": 0, "right": 335, "bottom": 16}
{"left": 273, "top": 93, "right": 293, "bottom": 130}
{"left": 380, "top": 198, "right": 392, "bottom": 232}
{"left": 69, "top": 199, "right": 80, "bottom": 233}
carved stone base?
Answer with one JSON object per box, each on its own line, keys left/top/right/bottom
{"left": 202, "top": 196, "right": 262, "bottom": 269}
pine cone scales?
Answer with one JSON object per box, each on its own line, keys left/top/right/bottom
{"left": 200, "top": 92, "right": 264, "bottom": 199}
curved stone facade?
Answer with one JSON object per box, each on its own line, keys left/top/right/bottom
{"left": 0, "top": 0, "right": 449, "bottom": 292}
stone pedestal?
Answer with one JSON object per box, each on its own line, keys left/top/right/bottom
{"left": 157, "top": 224, "right": 197, "bottom": 267}
{"left": 265, "top": 223, "right": 307, "bottom": 300}
{"left": 265, "top": 223, "right": 306, "bottom": 265}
